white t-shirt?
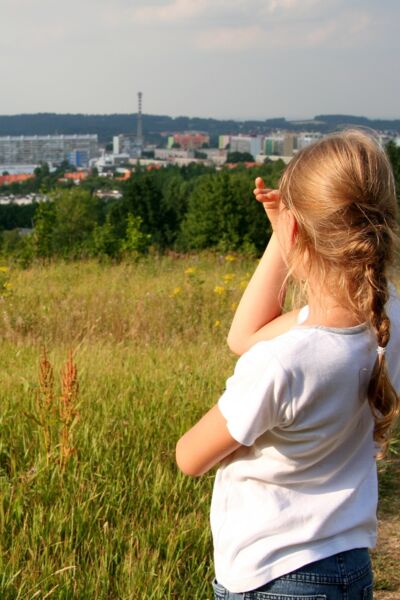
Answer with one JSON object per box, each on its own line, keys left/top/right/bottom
{"left": 211, "top": 287, "right": 400, "bottom": 593}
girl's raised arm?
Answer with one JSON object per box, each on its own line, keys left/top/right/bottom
{"left": 227, "top": 178, "right": 299, "bottom": 355}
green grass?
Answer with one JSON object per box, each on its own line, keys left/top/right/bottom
{"left": 0, "top": 256, "right": 399, "bottom": 599}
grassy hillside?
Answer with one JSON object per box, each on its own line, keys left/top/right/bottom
{"left": 0, "top": 257, "right": 398, "bottom": 599}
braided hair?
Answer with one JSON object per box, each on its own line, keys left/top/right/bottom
{"left": 279, "top": 129, "right": 399, "bottom": 456}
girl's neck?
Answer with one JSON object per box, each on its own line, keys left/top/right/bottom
{"left": 305, "top": 287, "right": 362, "bottom": 329}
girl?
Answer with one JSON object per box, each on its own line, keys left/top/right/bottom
{"left": 176, "top": 130, "right": 400, "bottom": 599}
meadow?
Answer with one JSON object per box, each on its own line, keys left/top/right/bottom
{"left": 0, "top": 256, "right": 399, "bottom": 599}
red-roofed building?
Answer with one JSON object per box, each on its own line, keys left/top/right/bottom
{"left": 0, "top": 173, "right": 34, "bottom": 186}
{"left": 115, "top": 170, "right": 132, "bottom": 181}
{"left": 225, "top": 162, "right": 259, "bottom": 169}
{"left": 63, "top": 171, "right": 88, "bottom": 181}
{"left": 168, "top": 132, "right": 210, "bottom": 151}
{"left": 58, "top": 171, "right": 89, "bottom": 184}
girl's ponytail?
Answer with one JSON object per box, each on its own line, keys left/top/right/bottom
{"left": 279, "top": 129, "right": 400, "bottom": 457}
{"left": 366, "top": 265, "right": 400, "bottom": 457}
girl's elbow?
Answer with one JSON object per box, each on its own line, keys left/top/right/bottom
{"left": 226, "top": 332, "right": 246, "bottom": 356}
{"left": 175, "top": 439, "right": 203, "bottom": 477}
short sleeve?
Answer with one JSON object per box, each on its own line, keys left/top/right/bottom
{"left": 218, "top": 344, "right": 291, "bottom": 446}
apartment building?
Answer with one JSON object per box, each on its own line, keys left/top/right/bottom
{"left": 0, "top": 135, "right": 99, "bottom": 167}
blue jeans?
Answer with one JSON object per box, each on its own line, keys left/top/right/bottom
{"left": 212, "top": 548, "right": 373, "bottom": 599}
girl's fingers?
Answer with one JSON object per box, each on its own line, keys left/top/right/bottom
{"left": 254, "top": 190, "right": 279, "bottom": 203}
{"left": 253, "top": 187, "right": 273, "bottom": 197}
{"left": 265, "top": 190, "right": 281, "bottom": 201}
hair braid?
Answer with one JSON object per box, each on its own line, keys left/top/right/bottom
{"left": 365, "top": 262, "right": 399, "bottom": 457}
{"left": 280, "top": 129, "right": 400, "bottom": 458}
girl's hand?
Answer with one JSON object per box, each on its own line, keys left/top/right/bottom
{"left": 253, "top": 177, "right": 281, "bottom": 230}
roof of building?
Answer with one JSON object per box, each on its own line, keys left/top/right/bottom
{"left": 225, "top": 162, "right": 259, "bottom": 169}
{"left": 63, "top": 171, "right": 89, "bottom": 180}
{"left": 0, "top": 174, "right": 34, "bottom": 185}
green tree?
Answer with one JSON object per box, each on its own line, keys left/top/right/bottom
{"left": 92, "top": 217, "right": 121, "bottom": 259}
{"left": 50, "top": 189, "right": 101, "bottom": 257}
{"left": 159, "top": 175, "right": 190, "bottom": 247}
{"left": 119, "top": 173, "right": 163, "bottom": 247}
{"left": 33, "top": 202, "right": 56, "bottom": 259}
{"left": 178, "top": 166, "right": 282, "bottom": 253}
{"left": 120, "top": 214, "right": 151, "bottom": 255}
{"left": 227, "top": 151, "right": 255, "bottom": 163}
{"left": 386, "top": 141, "right": 400, "bottom": 205}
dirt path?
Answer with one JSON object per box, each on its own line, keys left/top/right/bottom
{"left": 373, "top": 457, "right": 400, "bottom": 598}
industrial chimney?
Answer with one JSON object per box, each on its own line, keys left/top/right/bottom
{"left": 136, "top": 91, "right": 143, "bottom": 149}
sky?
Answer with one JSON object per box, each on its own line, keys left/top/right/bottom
{"left": 1, "top": 0, "right": 399, "bottom": 120}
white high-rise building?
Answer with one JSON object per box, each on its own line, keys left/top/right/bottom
{"left": 229, "top": 136, "right": 263, "bottom": 159}
{"left": 0, "top": 135, "right": 99, "bottom": 167}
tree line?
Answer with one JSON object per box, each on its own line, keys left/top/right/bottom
{"left": 1, "top": 141, "right": 399, "bottom": 264}
{"left": 0, "top": 161, "right": 284, "bottom": 263}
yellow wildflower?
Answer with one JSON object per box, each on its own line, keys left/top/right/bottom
{"left": 0, "top": 266, "right": 9, "bottom": 273}
{"left": 185, "top": 267, "right": 196, "bottom": 275}
{"left": 239, "top": 280, "right": 249, "bottom": 290}
{"left": 225, "top": 254, "right": 236, "bottom": 262}
{"left": 4, "top": 282, "right": 12, "bottom": 290}
{"left": 230, "top": 302, "right": 238, "bottom": 312}
{"left": 223, "top": 273, "right": 236, "bottom": 283}
{"left": 171, "top": 286, "right": 182, "bottom": 297}
{"left": 214, "top": 285, "right": 225, "bottom": 295}
{"left": 214, "top": 320, "right": 221, "bottom": 328}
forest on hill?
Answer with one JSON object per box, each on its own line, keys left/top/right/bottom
{"left": 0, "top": 113, "right": 399, "bottom": 144}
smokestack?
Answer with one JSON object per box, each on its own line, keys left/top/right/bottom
{"left": 137, "top": 91, "right": 143, "bottom": 146}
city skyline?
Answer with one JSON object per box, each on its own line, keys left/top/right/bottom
{"left": 1, "top": 0, "right": 399, "bottom": 120}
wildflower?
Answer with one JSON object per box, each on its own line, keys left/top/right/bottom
{"left": 4, "top": 282, "right": 12, "bottom": 290}
{"left": 185, "top": 267, "right": 197, "bottom": 276}
{"left": 171, "top": 286, "right": 182, "bottom": 297}
{"left": 231, "top": 302, "right": 238, "bottom": 312}
{"left": 214, "top": 320, "right": 221, "bottom": 328}
{"left": 214, "top": 286, "right": 225, "bottom": 295}
{"left": 223, "top": 273, "right": 236, "bottom": 283}
{"left": 225, "top": 254, "right": 236, "bottom": 263}
{"left": 0, "top": 266, "right": 9, "bottom": 273}
{"left": 239, "top": 280, "right": 249, "bottom": 290}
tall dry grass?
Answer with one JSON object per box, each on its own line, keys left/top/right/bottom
{"left": 0, "top": 255, "right": 399, "bottom": 598}
{"left": 0, "top": 254, "right": 251, "bottom": 599}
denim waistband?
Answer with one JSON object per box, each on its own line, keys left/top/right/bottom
{"left": 278, "top": 548, "right": 371, "bottom": 586}
{"left": 213, "top": 548, "right": 373, "bottom": 599}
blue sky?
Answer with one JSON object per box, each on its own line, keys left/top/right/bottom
{"left": 1, "top": 0, "right": 399, "bottom": 119}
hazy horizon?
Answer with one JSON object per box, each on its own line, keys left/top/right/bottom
{"left": 1, "top": 0, "right": 399, "bottom": 120}
{"left": 0, "top": 111, "right": 399, "bottom": 123}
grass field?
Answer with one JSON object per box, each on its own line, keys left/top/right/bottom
{"left": 0, "top": 256, "right": 399, "bottom": 599}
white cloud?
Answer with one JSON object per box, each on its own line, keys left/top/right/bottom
{"left": 133, "top": 0, "right": 215, "bottom": 24}
{"left": 304, "top": 11, "right": 372, "bottom": 47}
{"left": 263, "top": 0, "right": 324, "bottom": 15}
{"left": 305, "top": 20, "right": 339, "bottom": 46}
{"left": 131, "top": 0, "right": 329, "bottom": 25}
{"left": 195, "top": 7, "right": 373, "bottom": 52}
{"left": 196, "top": 26, "right": 265, "bottom": 51}
{"left": 128, "top": 0, "right": 371, "bottom": 52}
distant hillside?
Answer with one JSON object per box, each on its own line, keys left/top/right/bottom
{"left": 0, "top": 113, "right": 398, "bottom": 144}
{"left": 314, "top": 114, "right": 400, "bottom": 132}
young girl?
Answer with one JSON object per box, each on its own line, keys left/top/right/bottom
{"left": 176, "top": 130, "right": 400, "bottom": 599}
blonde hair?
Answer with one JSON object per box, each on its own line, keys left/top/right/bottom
{"left": 279, "top": 129, "right": 399, "bottom": 457}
